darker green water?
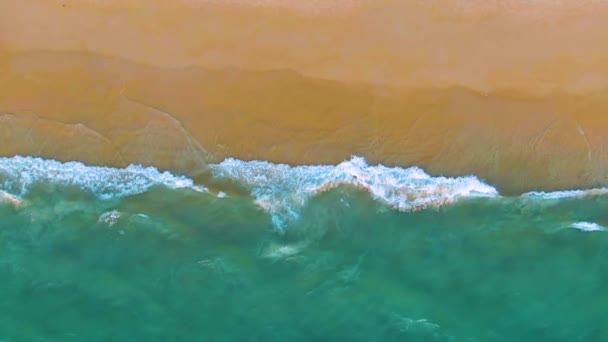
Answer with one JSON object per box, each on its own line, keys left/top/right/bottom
{"left": 1, "top": 186, "right": 607, "bottom": 341}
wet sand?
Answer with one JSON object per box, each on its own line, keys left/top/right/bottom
{"left": 2, "top": 1, "right": 608, "bottom": 193}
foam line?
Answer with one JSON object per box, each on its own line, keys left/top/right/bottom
{"left": 0, "top": 156, "right": 206, "bottom": 199}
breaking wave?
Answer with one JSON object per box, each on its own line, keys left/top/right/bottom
{"left": 0, "top": 156, "right": 206, "bottom": 199}
{"left": 5, "top": 155, "right": 608, "bottom": 231}
{"left": 210, "top": 156, "right": 499, "bottom": 229}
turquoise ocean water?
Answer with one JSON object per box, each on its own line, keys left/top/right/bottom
{"left": 1, "top": 156, "right": 607, "bottom": 341}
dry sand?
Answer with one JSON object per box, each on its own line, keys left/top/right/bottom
{"left": 2, "top": 0, "right": 608, "bottom": 193}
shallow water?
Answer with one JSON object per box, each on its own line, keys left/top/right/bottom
{"left": 1, "top": 157, "right": 607, "bottom": 341}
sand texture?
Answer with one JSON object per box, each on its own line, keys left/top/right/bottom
{"left": 2, "top": 0, "right": 608, "bottom": 192}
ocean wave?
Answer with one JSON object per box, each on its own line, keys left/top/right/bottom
{"left": 8, "top": 155, "right": 608, "bottom": 231}
{"left": 0, "top": 156, "right": 207, "bottom": 199}
{"left": 210, "top": 156, "right": 499, "bottom": 229}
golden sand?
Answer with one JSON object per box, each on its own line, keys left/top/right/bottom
{"left": 4, "top": 0, "right": 608, "bottom": 93}
{"left": 2, "top": 1, "right": 608, "bottom": 192}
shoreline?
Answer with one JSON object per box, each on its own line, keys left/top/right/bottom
{"left": 3, "top": 153, "right": 608, "bottom": 233}
{"left": 3, "top": 0, "right": 608, "bottom": 194}
{"left": 2, "top": 50, "right": 608, "bottom": 194}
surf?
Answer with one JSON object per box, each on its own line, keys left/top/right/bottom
{"left": 3, "top": 155, "right": 608, "bottom": 232}
{"left": 210, "top": 156, "right": 499, "bottom": 229}
{"left": 0, "top": 156, "right": 207, "bottom": 200}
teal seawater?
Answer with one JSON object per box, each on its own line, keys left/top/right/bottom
{"left": 1, "top": 157, "right": 608, "bottom": 341}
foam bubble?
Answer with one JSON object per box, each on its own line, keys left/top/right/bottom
{"left": 98, "top": 210, "right": 122, "bottom": 226}
{"left": 570, "top": 222, "right": 605, "bottom": 232}
{"left": 0, "top": 156, "right": 206, "bottom": 199}
{"left": 260, "top": 241, "right": 307, "bottom": 260}
{"left": 210, "top": 156, "right": 498, "bottom": 229}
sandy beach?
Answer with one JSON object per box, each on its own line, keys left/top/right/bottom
{"left": 2, "top": 0, "right": 608, "bottom": 193}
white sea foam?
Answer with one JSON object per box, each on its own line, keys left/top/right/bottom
{"left": 260, "top": 241, "right": 307, "bottom": 260}
{"left": 210, "top": 156, "right": 499, "bottom": 229}
{"left": 0, "top": 156, "right": 206, "bottom": 199}
{"left": 522, "top": 188, "right": 608, "bottom": 200}
{"left": 570, "top": 222, "right": 605, "bottom": 232}
{"left": 8, "top": 155, "right": 608, "bottom": 231}
{"left": 98, "top": 210, "right": 122, "bottom": 226}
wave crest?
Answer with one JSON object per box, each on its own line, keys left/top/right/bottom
{"left": 210, "top": 156, "right": 498, "bottom": 229}
{"left": 0, "top": 156, "right": 205, "bottom": 199}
